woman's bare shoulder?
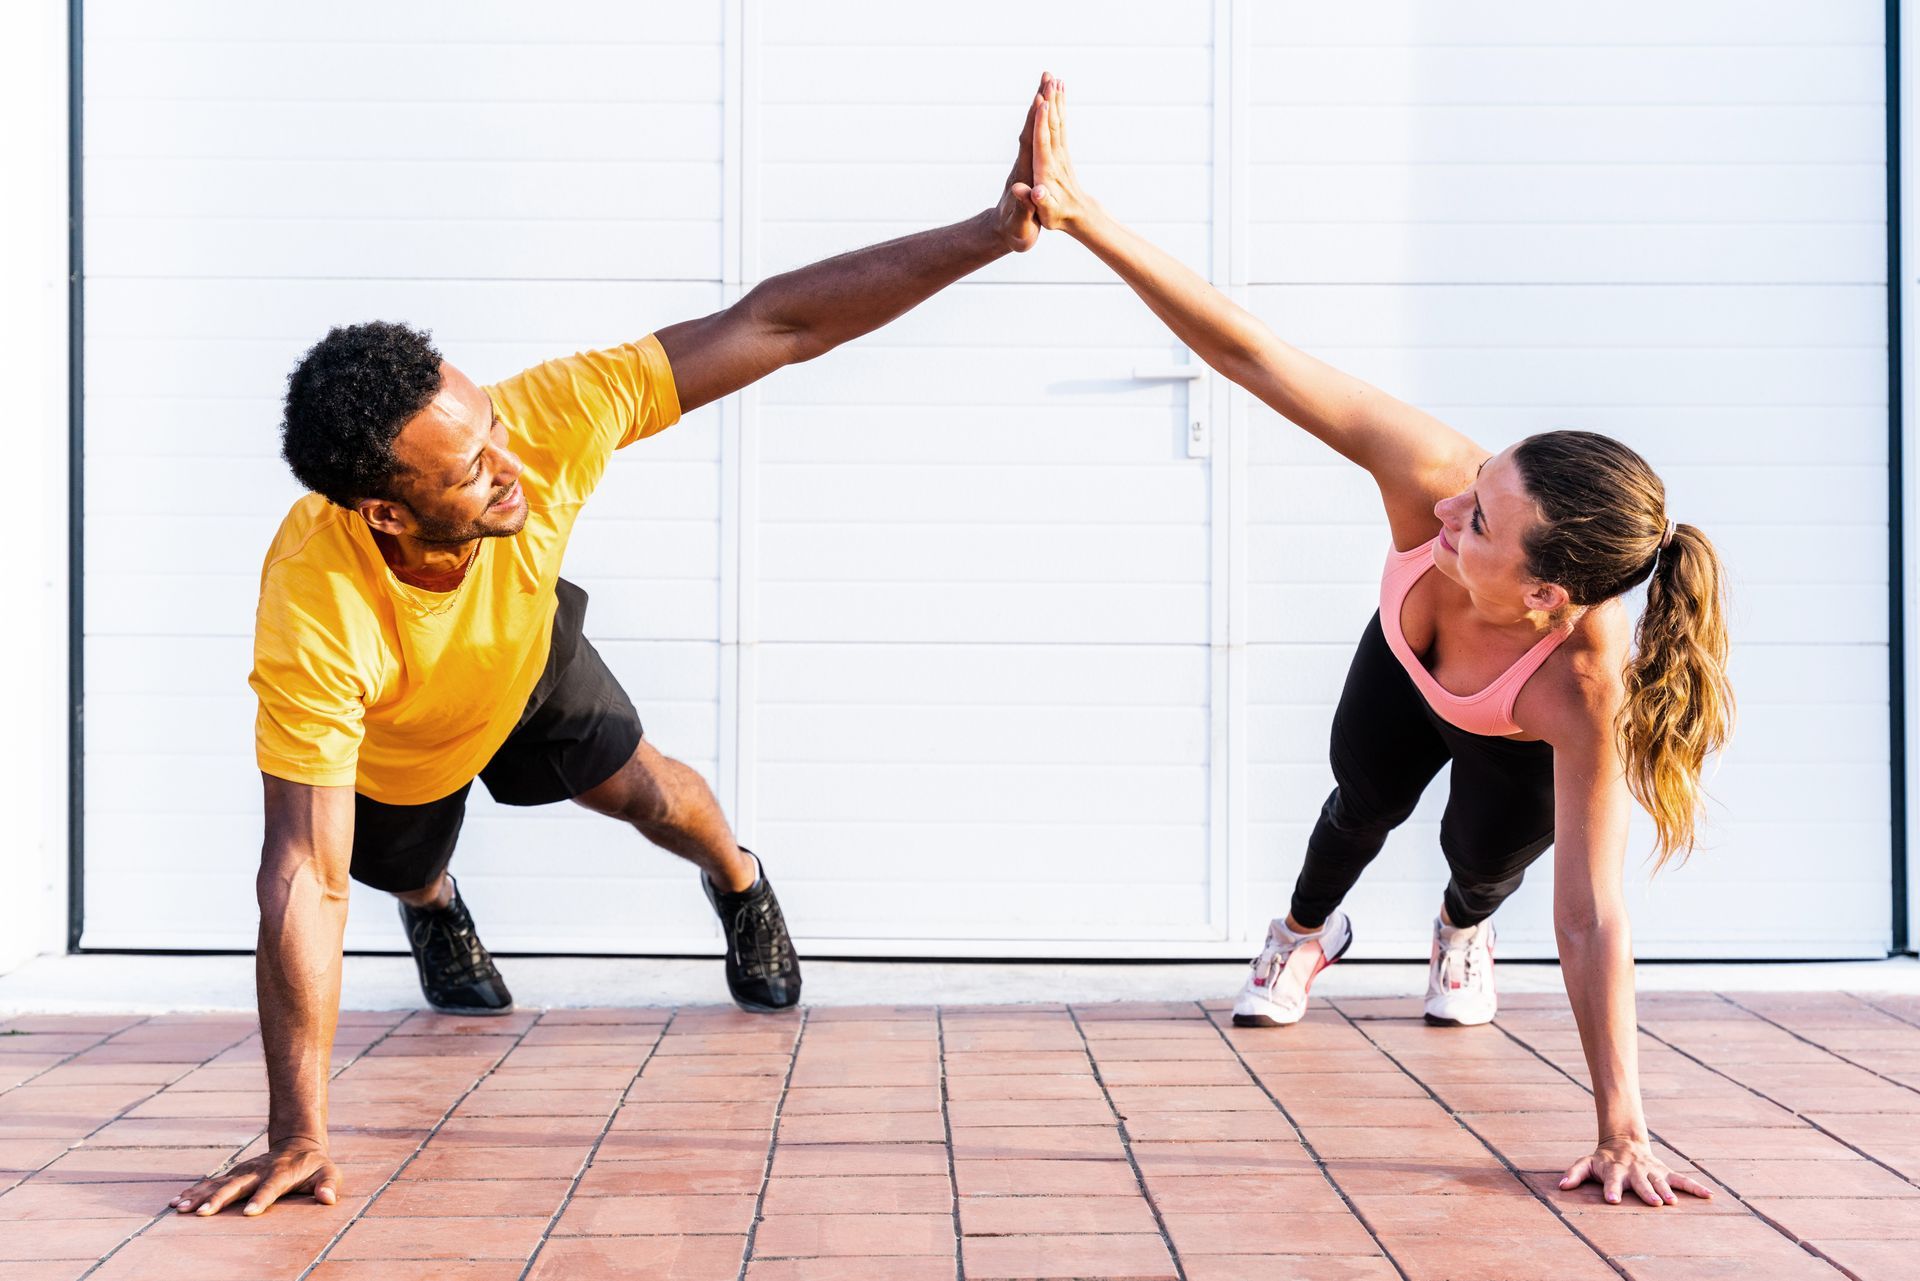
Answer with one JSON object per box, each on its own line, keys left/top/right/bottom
{"left": 1516, "top": 601, "right": 1632, "bottom": 742}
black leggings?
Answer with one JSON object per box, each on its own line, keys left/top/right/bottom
{"left": 1290, "top": 612, "right": 1557, "bottom": 931}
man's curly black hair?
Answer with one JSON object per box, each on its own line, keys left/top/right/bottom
{"left": 281, "top": 321, "right": 444, "bottom": 508}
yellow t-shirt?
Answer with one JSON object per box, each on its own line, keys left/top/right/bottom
{"left": 250, "top": 337, "right": 680, "bottom": 805}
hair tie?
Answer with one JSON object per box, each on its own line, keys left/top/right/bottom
{"left": 1648, "top": 518, "right": 1678, "bottom": 577}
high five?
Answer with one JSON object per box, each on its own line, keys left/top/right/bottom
{"left": 1024, "top": 75, "right": 1733, "bottom": 1207}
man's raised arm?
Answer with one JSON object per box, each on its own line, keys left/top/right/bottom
{"left": 170, "top": 777, "right": 354, "bottom": 1217}
{"left": 657, "top": 79, "right": 1048, "bottom": 413}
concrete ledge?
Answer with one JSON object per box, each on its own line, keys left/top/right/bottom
{"left": 2, "top": 951, "right": 1917, "bottom": 1014}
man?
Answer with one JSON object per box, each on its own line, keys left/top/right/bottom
{"left": 168, "top": 86, "right": 1050, "bottom": 1220}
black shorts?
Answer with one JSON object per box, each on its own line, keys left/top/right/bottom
{"left": 349, "top": 579, "right": 644, "bottom": 894}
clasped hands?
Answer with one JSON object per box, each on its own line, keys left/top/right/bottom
{"left": 992, "top": 71, "right": 1094, "bottom": 254}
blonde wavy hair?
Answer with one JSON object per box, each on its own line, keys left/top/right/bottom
{"left": 1511, "top": 431, "right": 1735, "bottom": 866}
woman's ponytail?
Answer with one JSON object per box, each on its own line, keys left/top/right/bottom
{"left": 1513, "top": 432, "right": 1736, "bottom": 867}
{"left": 1617, "top": 523, "right": 1735, "bottom": 866}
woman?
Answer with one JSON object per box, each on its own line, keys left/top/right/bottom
{"left": 1021, "top": 77, "right": 1730, "bottom": 1207}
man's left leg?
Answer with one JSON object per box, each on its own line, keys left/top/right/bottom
{"left": 353, "top": 784, "right": 517, "bottom": 1016}
{"left": 572, "top": 738, "right": 801, "bottom": 1012}
{"left": 478, "top": 584, "right": 801, "bottom": 1012}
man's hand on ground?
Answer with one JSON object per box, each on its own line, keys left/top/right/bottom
{"left": 169, "top": 1138, "right": 340, "bottom": 1217}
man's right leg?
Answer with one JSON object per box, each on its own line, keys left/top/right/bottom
{"left": 393, "top": 877, "right": 453, "bottom": 911}
{"left": 352, "top": 784, "right": 513, "bottom": 1016}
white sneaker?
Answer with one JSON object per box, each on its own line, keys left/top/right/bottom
{"left": 1424, "top": 916, "right": 1497, "bottom": 1026}
{"left": 1232, "top": 910, "right": 1353, "bottom": 1028}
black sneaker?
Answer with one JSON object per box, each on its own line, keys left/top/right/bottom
{"left": 398, "top": 877, "right": 514, "bottom": 1016}
{"left": 702, "top": 851, "right": 801, "bottom": 1012}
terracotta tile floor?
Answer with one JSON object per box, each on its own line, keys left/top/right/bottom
{"left": 1, "top": 991, "right": 1917, "bottom": 1280}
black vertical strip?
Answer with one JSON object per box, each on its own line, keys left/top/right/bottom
{"left": 66, "top": 0, "right": 85, "bottom": 951}
{"left": 1890, "top": 0, "right": 1911, "bottom": 956}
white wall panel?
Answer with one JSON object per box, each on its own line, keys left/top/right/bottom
{"left": 81, "top": 4, "right": 729, "bottom": 951}
{"left": 752, "top": 645, "right": 1212, "bottom": 945}
{"left": 81, "top": 635, "right": 724, "bottom": 952}
{"left": 1265, "top": 4, "right": 1881, "bottom": 46}
{"left": 1253, "top": 46, "right": 1881, "bottom": 106}
{"left": 757, "top": 1, "right": 1213, "bottom": 288}
{"left": 1247, "top": 2, "right": 1884, "bottom": 291}
{"left": 3, "top": 0, "right": 79, "bottom": 974}
{"left": 86, "top": 0, "right": 723, "bottom": 42}
{"left": 751, "top": 0, "right": 1223, "bottom": 947}
{"left": 1244, "top": 2, "right": 1890, "bottom": 959}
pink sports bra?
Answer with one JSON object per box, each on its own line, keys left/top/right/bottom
{"left": 1380, "top": 536, "right": 1572, "bottom": 738}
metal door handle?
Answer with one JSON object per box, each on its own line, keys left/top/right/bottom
{"left": 1131, "top": 363, "right": 1209, "bottom": 457}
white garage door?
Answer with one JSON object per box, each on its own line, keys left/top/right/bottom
{"left": 80, "top": 0, "right": 733, "bottom": 952}
{"left": 1242, "top": 2, "right": 1891, "bottom": 959}
{"left": 746, "top": 5, "right": 1224, "bottom": 951}
{"left": 81, "top": 0, "right": 1892, "bottom": 959}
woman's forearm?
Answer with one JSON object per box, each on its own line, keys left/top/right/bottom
{"left": 1557, "top": 919, "right": 1648, "bottom": 1141}
{"left": 1065, "top": 205, "right": 1470, "bottom": 486}
{"left": 1028, "top": 78, "right": 1476, "bottom": 507}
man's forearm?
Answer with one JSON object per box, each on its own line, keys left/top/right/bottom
{"left": 256, "top": 860, "right": 348, "bottom": 1146}
{"left": 746, "top": 210, "right": 1008, "bottom": 362}
{"left": 657, "top": 91, "right": 1040, "bottom": 414}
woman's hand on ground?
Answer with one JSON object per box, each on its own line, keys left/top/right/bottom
{"left": 169, "top": 1138, "right": 340, "bottom": 1218}
{"left": 1561, "top": 1135, "right": 1713, "bottom": 1206}
{"left": 1027, "top": 74, "right": 1098, "bottom": 234}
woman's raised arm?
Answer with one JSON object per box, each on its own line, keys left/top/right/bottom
{"left": 1026, "top": 76, "right": 1483, "bottom": 545}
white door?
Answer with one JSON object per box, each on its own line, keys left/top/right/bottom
{"left": 743, "top": 2, "right": 1228, "bottom": 953}
{"left": 1242, "top": 1, "right": 1891, "bottom": 959}
{"left": 80, "top": 1, "right": 733, "bottom": 950}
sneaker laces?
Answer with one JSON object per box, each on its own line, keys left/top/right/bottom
{"left": 726, "top": 890, "right": 793, "bottom": 981}
{"left": 1437, "top": 930, "right": 1485, "bottom": 992}
{"left": 1250, "top": 929, "right": 1301, "bottom": 989}
{"left": 409, "top": 898, "right": 493, "bottom": 988}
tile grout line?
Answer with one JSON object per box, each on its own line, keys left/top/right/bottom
{"left": 1615, "top": 1019, "right": 1876, "bottom": 1280}
{"left": 734, "top": 1006, "right": 809, "bottom": 1281}
{"left": 1486, "top": 1010, "right": 1852, "bottom": 1277}
{"left": 933, "top": 1007, "right": 965, "bottom": 1281}
{"left": 68, "top": 1017, "right": 284, "bottom": 1280}
{"left": 1722, "top": 992, "right": 1920, "bottom": 1102}
{"left": 0, "top": 1014, "right": 153, "bottom": 1099}
{"left": 516, "top": 1007, "right": 679, "bottom": 1281}
{"left": 1641, "top": 996, "right": 1920, "bottom": 1193}
{"left": 1852, "top": 991, "right": 1920, "bottom": 1033}
{"left": 1062, "top": 1004, "right": 1189, "bottom": 1281}
{"left": 1197, "top": 1005, "right": 1415, "bottom": 1281}
{"left": 1326, "top": 1004, "right": 1634, "bottom": 1281}
{"left": 287, "top": 1008, "right": 554, "bottom": 1281}
{"left": 0, "top": 1012, "right": 159, "bottom": 1183}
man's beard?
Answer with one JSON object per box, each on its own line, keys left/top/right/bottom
{"left": 407, "top": 503, "right": 525, "bottom": 545}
